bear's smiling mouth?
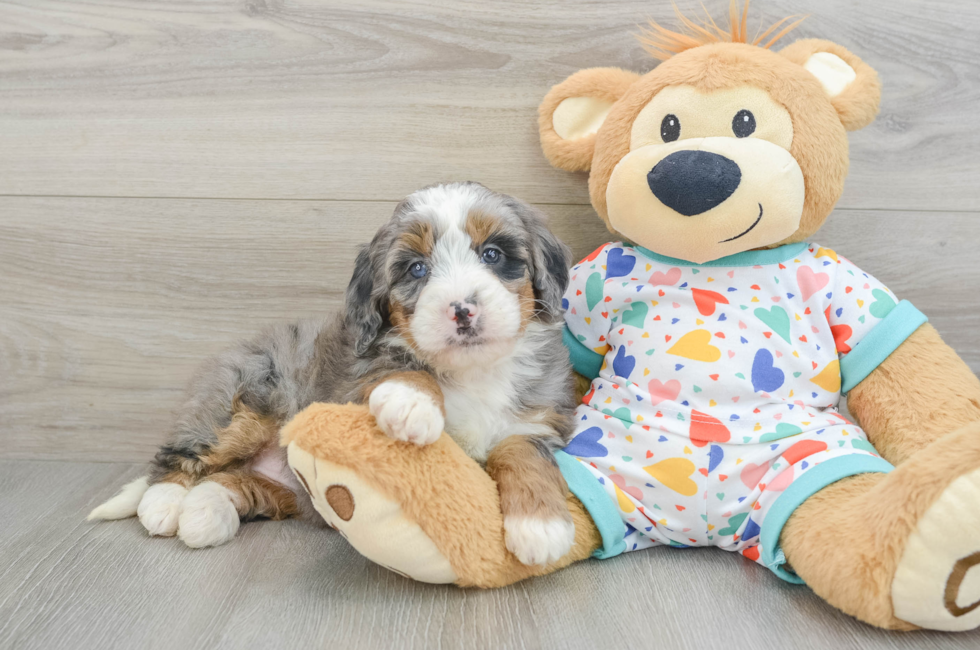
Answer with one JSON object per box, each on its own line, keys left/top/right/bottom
{"left": 719, "top": 203, "right": 764, "bottom": 243}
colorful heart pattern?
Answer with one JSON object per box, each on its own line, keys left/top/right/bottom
{"left": 561, "top": 242, "right": 902, "bottom": 563}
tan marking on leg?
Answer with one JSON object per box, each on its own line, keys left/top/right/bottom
{"left": 197, "top": 396, "right": 281, "bottom": 472}
{"left": 945, "top": 552, "right": 980, "bottom": 617}
{"left": 158, "top": 471, "right": 196, "bottom": 488}
{"left": 208, "top": 471, "right": 299, "bottom": 521}
{"left": 486, "top": 435, "right": 569, "bottom": 520}
{"left": 325, "top": 485, "right": 355, "bottom": 521}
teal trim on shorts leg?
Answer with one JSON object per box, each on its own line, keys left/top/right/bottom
{"left": 840, "top": 300, "right": 927, "bottom": 394}
{"left": 760, "top": 454, "right": 895, "bottom": 584}
{"left": 562, "top": 325, "right": 604, "bottom": 381}
{"left": 554, "top": 450, "right": 626, "bottom": 560}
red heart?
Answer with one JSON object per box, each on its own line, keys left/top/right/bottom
{"left": 799, "top": 335, "right": 807, "bottom": 342}
{"left": 676, "top": 505, "right": 686, "bottom": 511}
{"left": 604, "top": 296, "right": 612, "bottom": 302}
{"left": 665, "top": 335, "right": 672, "bottom": 342}
{"left": 709, "top": 374, "right": 719, "bottom": 381}
{"left": 689, "top": 410, "right": 731, "bottom": 447}
{"left": 763, "top": 332, "right": 772, "bottom": 339}
{"left": 601, "top": 311, "right": 609, "bottom": 318}
{"left": 719, "top": 474, "right": 728, "bottom": 481}
{"left": 812, "top": 361, "right": 818, "bottom": 369}
{"left": 576, "top": 290, "right": 582, "bottom": 295}
{"left": 845, "top": 286, "right": 853, "bottom": 293}
{"left": 832, "top": 323, "right": 853, "bottom": 354}
{"left": 646, "top": 450, "right": 653, "bottom": 458}
{"left": 658, "top": 289, "right": 666, "bottom": 297}
{"left": 750, "top": 284, "right": 761, "bottom": 290}
{"left": 783, "top": 439, "right": 829, "bottom": 465}
{"left": 691, "top": 288, "right": 729, "bottom": 316}
{"left": 743, "top": 545, "right": 760, "bottom": 561}
{"left": 653, "top": 315, "right": 661, "bottom": 321}
{"left": 698, "top": 468, "right": 709, "bottom": 477}
{"left": 715, "top": 332, "right": 725, "bottom": 338}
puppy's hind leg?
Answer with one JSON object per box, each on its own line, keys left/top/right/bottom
{"left": 178, "top": 472, "right": 300, "bottom": 548}
{"left": 487, "top": 434, "right": 576, "bottom": 567}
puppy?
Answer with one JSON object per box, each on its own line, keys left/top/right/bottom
{"left": 89, "top": 182, "right": 578, "bottom": 566}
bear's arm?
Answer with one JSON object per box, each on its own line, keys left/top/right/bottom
{"left": 846, "top": 323, "right": 980, "bottom": 464}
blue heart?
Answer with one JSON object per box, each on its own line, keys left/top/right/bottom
{"left": 718, "top": 313, "right": 727, "bottom": 321}
{"left": 612, "top": 346, "right": 635, "bottom": 379}
{"left": 742, "top": 518, "right": 761, "bottom": 541}
{"left": 561, "top": 297, "right": 569, "bottom": 310}
{"left": 708, "top": 445, "right": 724, "bottom": 473}
{"left": 658, "top": 435, "right": 668, "bottom": 442}
{"left": 564, "top": 427, "right": 608, "bottom": 457}
{"left": 751, "top": 349, "right": 785, "bottom": 393}
{"left": 675, "top": 364, "right": 684, "bottom": 371}
{"left": 605, "top": 248, "right": 636, "bottom": 280}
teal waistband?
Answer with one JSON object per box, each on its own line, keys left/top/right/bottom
{"left": 760, "top": 454, "right": 895, "bottom": 584}
{"left": 840, "top": 300, "right": 926, "bottom": 394}
{"left": 554, "top": 451, "right": 625, "bottom": 559}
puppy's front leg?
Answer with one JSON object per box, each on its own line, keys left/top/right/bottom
{"left": 487, "top": 435, "right": 575, "bottom": 567}
{"left": 367, "top": 371, "right": 445, "bottom": 446}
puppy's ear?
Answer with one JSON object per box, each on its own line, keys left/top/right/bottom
{"left": 510, "top": 200, "right": 571, "bottom": 323}
{"left": 779, "top": 39, "right": 881, "bottom": 131}
{"left": 539, "top": 67, "right": 641, "bottom": 172}
{"left": 345, "top": 244, "right": 388, "bottom": 356}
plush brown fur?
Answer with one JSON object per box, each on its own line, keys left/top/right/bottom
{"left": 846, "top": 324, "right": 980, "bottom": 464}
{"left": 280, "top": 403, "right": 599, "bottom": 588}
{"left": 783, "top": 419, "right": 980, "bottom": 629}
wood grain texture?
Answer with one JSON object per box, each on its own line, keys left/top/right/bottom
{"left": 0, "top": 460, "right": 978, "bottom": 650}
{"left": 1, "top": 197, "right": 977, "bottom": 462}
{"left": 1, "top": 0, "right": 979, "bottom": 209}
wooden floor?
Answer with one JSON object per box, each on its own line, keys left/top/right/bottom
{"left": 1, "top": 1, "right": 979, "bottom": 647}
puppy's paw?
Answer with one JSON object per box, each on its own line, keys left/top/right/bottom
{"left": 504, "top": 515, "right": 575, "bottom": 567}
{"left": 369, "top": 380, "right": 444, "bottom": 446}
{"left": 137, "top": 482, "right": 188, "bottom": 537}
{"left": 177, "top": 482, "right": 240, "bottom": 548}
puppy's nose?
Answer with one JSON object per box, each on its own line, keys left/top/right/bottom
{"left": 447, "top": 301, "right": 479, "bottom": 329}
{"left": 647, "top": 150, "right": 741, "bottom": 216}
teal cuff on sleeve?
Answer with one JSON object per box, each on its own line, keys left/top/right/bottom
{"left": 562, "top": 324, "right": 604, "bottom": 381}
{"left": 554, "top": 450, "right": 626, "bottom": 560}
{"left": 840, "top": 300, "right": 927, "bottom": 394}
{"left": 760, "top": 454, "right": 894, "bottom": 584}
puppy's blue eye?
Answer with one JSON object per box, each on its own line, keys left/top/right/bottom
{"left": 481, "top": 248, "right": 501, "bottom": 265}
{"left": 409, "top": 262, "right": 427, "bottom": 279}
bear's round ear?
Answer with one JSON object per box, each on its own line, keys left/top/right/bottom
{"left": 779, "top": 38, "right": 881, "bottom": 131}
{"left": 539, "top": 67, "right": 641, "bottom": 172}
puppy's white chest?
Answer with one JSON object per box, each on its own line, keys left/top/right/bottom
{"left": 441, "top": 373, "right": 520, "bottom": 463}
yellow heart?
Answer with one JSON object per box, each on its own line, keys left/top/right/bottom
{"left": 857, "top": 299, "right": 864, "bottom": 308}
{"left": 646, "top": 264, "right": 652, "bottom": 271}
{"left": 643, "top": 368, "right": 650, "bottom": 376}
{"left": 643, "top": 458, "right": 698, "bottom": 497}
{"left": 707, "top": 277, "right": 714, "bottom": 282}
{"left": 604, "top": 397, "right": 612, "bottom": 404}
{"left": 696, "top": 318, "right": 704, "bottom": 325}
{"left": 666, "top": 330, "right": 721, "bottom": 362}
{"left": 642, "top": 332, "right": 650, "bottom": 338}
{"left": 709, "top": 399, "right": 717, "bottom": 407}
{"left": 636, "top": 415, "right": 644, "bottom": 422}
{"left": 625, "top": 435, "right": 633, "bottom": 442}
{"left": 792, "top": 350, "right": 799, "bottom": 358}
{"left": 811, "top": 360, "right": 841, "bottom": 393}
{"left": 751, "top": 296, "right": 760, "bottom": 303}
{"left": 753, "top": 423, "right": 761, "bottom": 432}
{"left": 683, "top": 446, "right": 692, "bottom": 454}
{"left": 707, "top": 524, "right": 715, "bottom": 531}
{"left": 614, "top": 484, "right": 635, "bottom": 513}
{"left": 585, "top": 317, "right": 591, "bottom": 324}
{"left": 815, "top": 247, "right": 838, "bottom": 262}
{"left": 795, "top": 313, "right": 802, "bottom": 321}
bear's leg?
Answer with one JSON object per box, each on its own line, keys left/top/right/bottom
{"left": 781, "top": 419, "right": 980, "bottom": 631}
{"left": 281, "top": 402, "right": 601, "bottom": 587}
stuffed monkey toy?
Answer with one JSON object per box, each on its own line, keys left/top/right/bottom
{"left": 283, "top": 4, "right": 980, "bottom": 631}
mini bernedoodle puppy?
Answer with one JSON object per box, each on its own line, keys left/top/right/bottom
{"left": 90, "top": 182, "right": 579, "bottom": 566}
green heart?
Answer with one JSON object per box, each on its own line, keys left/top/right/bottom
{"left": 869, "top": 288, "right": 896, "bottom": 319}
{"left": 622, "top": 456, "right": 633, "bottom": 462}
{"left": 759, "top": 423, "right": 804, "bottom": 443}
{"left": 645, "top": 349, "right": 656, "bottom": 356}
{"left": 851, "top": 438, "right": 878, "bottom": 454}
{"left": 693, "top": 385, "right": 702, "bottom": 393}
{"left": 601, "top": 407, "right": 633, "bottom": 429}
{"left": 753, "top": 305, "right": 791, "bottom": 343}
{"left": 585, "top": 272, "right": 604, "bottom": 311}
{"left": 735, "top": 373, "right": 745, "bottom": 379}
{"left": 716, "top": 493, "right": 726, "bottom": 501}
{"left": 743, "top": 436, "right": 753, "bottom": 443}
{"left": 718, "top": 512, "right": 748, "bottom": 536}
{"left": 793, "top": 372, "right": 802, "bottom": 378}
{"left": 622, "top": 301, "right": 648, "bottom": 328}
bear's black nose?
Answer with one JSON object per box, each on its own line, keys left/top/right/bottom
{"left": 647, "top": 150, "right": 741, "bottom": 216}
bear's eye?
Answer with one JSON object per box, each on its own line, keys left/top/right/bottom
{"left": 660, "top": 114, "right": 680, "bottom": 142}
{"left": 733, "top": 109, "right": 756, "bottom": 138}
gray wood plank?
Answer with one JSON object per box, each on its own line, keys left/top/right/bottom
{"left": 1, "top": 0, "right": 979, "bottom": 210}
{"left": 1, "top": 197, "right": 977, "bottom": 462}
{"left": 1, "top": 459, "right": 978, "bottom": 650}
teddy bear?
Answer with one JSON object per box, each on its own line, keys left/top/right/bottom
{"left": 281, "top": 4, "right": 980, "bottom": 631}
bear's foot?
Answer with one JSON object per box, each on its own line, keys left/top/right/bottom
{"left": 286, "top": 440, "right": 458, "bottom": 584}
{"left": 892, "top": 465, "right": 980, "bottom": 631}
